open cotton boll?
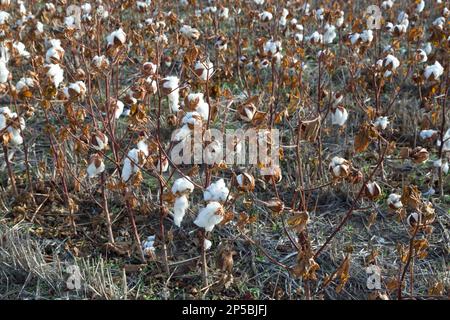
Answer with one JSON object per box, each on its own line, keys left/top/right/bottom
{"left": 195, "top": 100, "right": 210, "bottom": 121}
{"left": 424, "top": 61, "right": 444, "bottom": 80}
{"left": 360, "top": 30, "right": 373, "bottom": 43}
{"left": 306, "top": 31, "right": 323, "bottom": 44}
{"left": 180, "top": 25, "right": 200, "bottom": 40}
{"left": 387, "top": 193, "right": 403, "bottom": 209}
{"left": 45, "top": 63, "right": 64, "bottom": 88}
{"left": 113, "top": 100, "right": 124, "bottom": 119}
{"left": 182, "top": 112, "right": 203, "bottom": 127}
{"left": 106, "top": 28, "right": 126, "bottom": 46}
{"left": 162, "top": 76, "right": 180, "bottom": 112}
{"left": 0, "top": 11, "right": 10, "bottom": 25}
{"left": 383, "top": 54, "right": 400, "bottom": 70}
{"left": 121, "top": 148, "right": 144, "bottom": 182}
{"left": 331, "top": 106, "right": 348, "bottom": 126}
{"left": 136, "top": 139, "right": 149, "bottom": 156}
{"left": 437, "top": 128, "right": 450, "bottom": 152}
{"left": 432, "top": 17, "right": 445, "bottom": 29}
{"left": 87, "top": 154, "right": 105, "bottom": 178}
{"left": 194, "top": 60, "right": 214, "bottom": 82}
{"left": 374, "top": 116, "right": 389, "bottom": 130}
{"left": 12, "top": 42, "right": 30, "bottom": 59}
{"left": 172, "top": 176, "right": 194, "bottom": 195}
{"left": 416, "top": 0, "right": 425, "bottom": 13}
{"left": 419, "top": 129, "right": 437, "bottom": 140}
{"left": 323, "top": 24, "right": 336, "bottom": 44}
{"left": 194, "top": 201, "right": 224, "bottom": 232}
{"left": 259, "top": 11, "right": 273, "bottom": 22}
{"left": 329, "top": 156, "right": 350, "bottom": 178}
{"left": 16, "top": 77, "right": 35, "bottom": 92}
{"left": 142, "top": 235, "right": 156, "bottom": 256}
{"left": 204, "top": 179, "right": 230, "bottom": 202}
{"left": 263, "top": 40, "right": 282, "bottom": 55}
{"left": 381, "top": 0, "right": 394, "bottom": 9}
{"left": 203, "top": 239, "right": 212, "bottom": 251}
{"left": 173, "top": 194, "right": 189, "bottom": 227}
{"left": 172, "top": 124, "right": 192, "bottom": 141}
{"left": 92, "top": 55, "right": 110, "bottom": 70}
{"left": 0, "top": 60, "right": 9, "bottom": 83}
{"left": 91, "top": 131, "right": 108, "bottom": 151}
{"left": 8, "top": 127, "right": 23, "bottom": 145}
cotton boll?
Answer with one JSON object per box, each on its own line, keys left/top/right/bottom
{"left": 423, "top": 42, "right": 432, "bottom": 55}
{"left": 204, "top": 179, "right": 230, "bottom": 202}
{"left": 374, "top": 116, "right": 389, "bottom": 130}
{"left": 415, "top": 49, "right": 427, "bottom": 63}
{"left": 387, "top": 193, "right": 403, "bottom": 210}
{"left": 194, "top": 60, "right": 214, "bottom": 82}
{"left": 259, "top": 11, "right": 273, "bottom": 22}
{"left": 45, "top": 63, "right": 64, "bottom": 88}
{"left": 172, "top": 176, "right": 195, "bottom": 195}
{"left": 331, "top": 106, "right": 348, "bottom": 126}
{"left": 87, "top": 154, "right": 105, "bottom": 178}
{"left": 203, "top": 239, "right": 212, "bottom": 251}
{"left": 383, "top": 54, "right": 400, "bottom": 70}
{"left": 92, "top": 55, "right": 110, "bottom": 70}
{"left": 142, "top": 235, "right": 156, "bottom": 256}
{"left": 323, "top": 24, "right": 336, "bottom": 44}
{"left": 419, "top": 129, "right": 437, "bottom": 140}
{"left": 111, "top": 100, "right": 124, "bottom": 119}
{"left": 162, "top": 76, "right": 180, "bottom": 112}
{"left": 180, "top": 25, "right": 200, "bottom": 40}
{"left": 106, "top": 28, "right": 126, "bottom": 46}
{"left": 172, "top": 124, "right": 192, "bottom": 141}
{"left": 194, "top": 201, "right": 224, "bottom": 232}
{"left": 329, "top": 156, "right": 350, "bottom": 178}
{"left": 360, "top": 30, "right": 373, "bottom": 43}
{"left": 173, "top": 195, "right": 189, "bottom": 227}
{"left": 91, "top": 132, "right": 108, "bottom": 151}
{"left": 0, "top": 11, "right": 10, "bottom": 24}
{"left": 306, "top": 31, "right": 323, "bottom": 44}
{"left": 121, "top": 148, "right": 144, "bottom": 182}
{"left": 416, "top": 0, "right": 425, "bottom": 13}
{"left": 136, "top": 139, "right": 149, "bottom": 157}
{"left": 0, "top": 59, "right": 10, "bottom": 83}
{"left": 443, "top": 162, "right": 449, "bottom": 175}
{"left": 437, "top": 128, "right": 450, "bottom": 152}
{"left": 424, "top": 61, "right": 444, "bottom": 80}
{"left": 381, "top": 0, "right": 394, "bottom": 9}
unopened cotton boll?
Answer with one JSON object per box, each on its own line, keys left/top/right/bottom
{"left": 331, "top": 106, "right": 348, "bottom": 126}
{"left": 173, "top": 194, "right": 189, "bottom": 227}
{"left": 204, "top": 179, "right": 230, "bottom": 202}
{"left": 194, "top": 201, "right": 224, "bottom": 232}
